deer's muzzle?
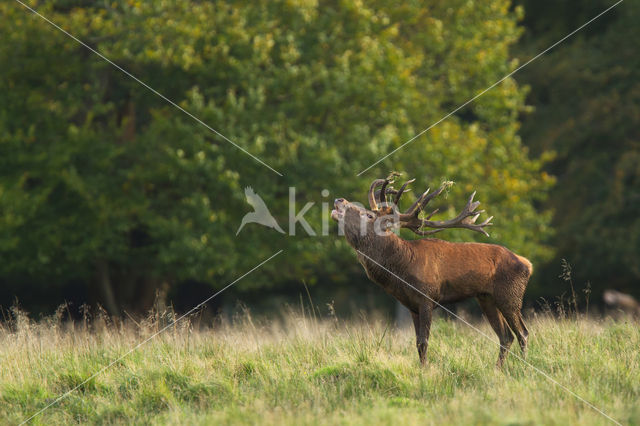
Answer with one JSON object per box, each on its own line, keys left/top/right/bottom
{"left": 331, "top": 198, "right": 346, "bottom": 221}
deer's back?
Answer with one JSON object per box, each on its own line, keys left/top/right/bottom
{"left": 407, "top": 238, "right": 531, "bottom": 302}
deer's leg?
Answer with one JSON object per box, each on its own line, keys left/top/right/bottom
{"left": 415, "top": 302, "right": 433, "bottom": 367}
{"left": 506, "top": 313, "right": 528, "bottom": 357}
{"left": 477, "top": 296, "right": 513, "bottom": 368}
{"left": 411, "top": 311, "right": 419, "bottom": 334}
{"left": 498, "top": 307, "right": 528, "bottom": 358}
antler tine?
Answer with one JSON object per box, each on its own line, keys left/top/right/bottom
{"left": 400, "top": 188, "right": 429, "bottom": 219}
{"left": 399, "top": 182, "right": 448, "bottom": 220}
{"left": 396, "top": 186, "right": 493, "bottom": 237}
{"left": 425, "top": 191, "right": 480, "bottom": 223}
{"left": 425, "top": 208, "right": 439, "bottom": 220}
{"left": 393, "top": 178, "right": 415, "bottom": 205}
{"left": 417, "top": 191, "right": 493, "bottom": 236}
{"left": 374, "top": 186, "right": 406, "bottom": 199}
{"left": 378, "top": 171, "right": 401, "bottom": 206}
{"left": 368, "top": 179, "right": 386, "bottom": 211}
{"left": 418, "top": 185, "right": 447, "bottom": 211}
{"left": 379, "top": 179, "right": 391, "bottom": 206}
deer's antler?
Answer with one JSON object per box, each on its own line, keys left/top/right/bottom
{"left": 368, "top": 172, "right": 402, "bottom": 213}
{"left": 394, "top": 180, "right": 493, "bottom": 237}
{"left": 373, "top": 181, "right": 413, "bottom": 206}
{"left": 367, "top": 179, "right": 386, "bottom": 211}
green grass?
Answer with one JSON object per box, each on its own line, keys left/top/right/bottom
{"left": 1, "top": 309, "right": 638, "bottom": 425}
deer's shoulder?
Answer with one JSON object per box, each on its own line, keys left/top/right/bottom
{"left": 406, "top": 238, "right": 523, "bottom": 260}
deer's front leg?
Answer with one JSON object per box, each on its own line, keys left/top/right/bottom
{"left": 414, "top": 302, "right": 433, "bottom": 366}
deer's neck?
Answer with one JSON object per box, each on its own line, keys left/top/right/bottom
{"left": 351, "top": 231, "right": 413, "bottom": 272}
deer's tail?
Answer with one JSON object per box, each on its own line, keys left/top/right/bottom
{"left": 516, "top": 255, "right": 533, "bottom": 277}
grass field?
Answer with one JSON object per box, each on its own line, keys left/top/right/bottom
{"left": 1, "top": 307, "right": 638, "bottom": 425}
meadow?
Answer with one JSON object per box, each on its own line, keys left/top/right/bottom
{"left": 1, "top": 306, "right": 638, "bottom": 425}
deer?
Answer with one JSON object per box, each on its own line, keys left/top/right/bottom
{"left": 603, "top": 289, "right": 640, "bottom": 318}
{"left": 331, "top": 175, "right": 533, "bottom": 368}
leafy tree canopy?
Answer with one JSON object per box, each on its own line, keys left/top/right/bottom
{"left": 0, "top": 0, "right": 552, "bottom": 314}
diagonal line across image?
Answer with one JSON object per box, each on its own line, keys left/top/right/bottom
{"left": 356, "top": 250, "right": 622, "bottom": 425}
{"left": 351, "top": 1, "right": 626, "bottom": 422}
{"left": 19, "top": 250, "right": 284, "bottom": 425}
{"left": 13, "top": 0, "right": 283, "bottom": 177}
{"left": 9, "top": 0, "right": 628, "bottom": 424}
{"left": 357, "top": 0, "right": 624, "bottom": 176}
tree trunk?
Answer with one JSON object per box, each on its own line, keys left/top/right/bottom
{"left": 96, "top": 259, "right": 119, "bottom": 316}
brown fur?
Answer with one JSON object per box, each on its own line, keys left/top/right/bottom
{"left": 603, "top": 289, "right": 640, "bottom": 318}
{"left": 332, "top": 197, "right": 532, "bottom": 367}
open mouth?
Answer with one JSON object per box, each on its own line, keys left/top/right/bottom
{"left": 331, "top": 200, "right": 345, "bottom": 221}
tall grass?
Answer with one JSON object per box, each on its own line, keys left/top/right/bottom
{"left": 0, "top": 305, "right": 638, "bottom": 425}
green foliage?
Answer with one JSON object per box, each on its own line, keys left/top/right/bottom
{"left": 1, "top": 312, "right": 638, "bottom": 424}
{"left": 0, "top": 0, "right": 552, "bottom": 312}
{"left": 517, "top": 0, "right": 640, "bottom": 297}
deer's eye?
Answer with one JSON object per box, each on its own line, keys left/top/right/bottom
{"left": 366, "top": 213, "right": 375, "bottom": 220}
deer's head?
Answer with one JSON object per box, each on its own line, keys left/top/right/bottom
{"left": 331, "top": 174, "right": 407, "bottom": 246}
{"left": 332, "top": 174, "right": 493, "bottom": 247}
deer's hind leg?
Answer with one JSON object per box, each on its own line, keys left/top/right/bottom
{"left": 494, "top": 291, "right": 529, "bottom": 358}
{"left": 477, "top": 295, "right": 514, "bottom": 368}
{"left": 494, "top": 270, "right": 531, "bottom": 359}
{"left": 499, "top": 309, "right": 529, "bottom": 358}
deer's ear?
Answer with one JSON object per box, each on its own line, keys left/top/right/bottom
{"left": 375, "top": 214, "right": 398, "bottom": 232}
{"left": 376, "top": 206, "right": 394, "bottom": 216}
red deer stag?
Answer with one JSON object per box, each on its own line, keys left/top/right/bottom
{"left": 331, "top": 175, "right": 532, "bottom": 367}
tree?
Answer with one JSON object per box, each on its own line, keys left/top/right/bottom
{"left": 0, "top": 0, "right": 552, "bottom": 315}
{"left": 516, "top": 0, "right": 640, "bottom": 299}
